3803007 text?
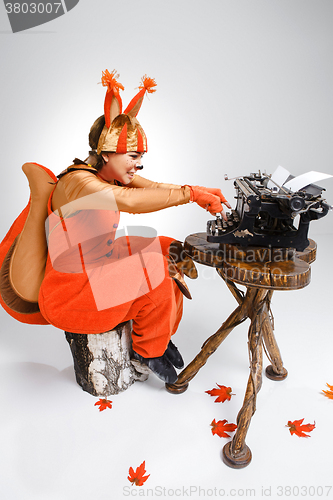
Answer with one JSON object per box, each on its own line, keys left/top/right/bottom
{"left": 5, "top": 2, "right": 62, "bottom": 14}
{"left": 274, "top": 485, "right": 332, "bottom": 497}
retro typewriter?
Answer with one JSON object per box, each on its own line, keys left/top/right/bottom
{"left": 207, "top": 171, "right": 331, "bottom": 251}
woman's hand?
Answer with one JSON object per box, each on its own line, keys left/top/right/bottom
{"left": 192, "top": 186, "right": 231, "bottom": 208}
{"left": 188, "top": 186, "right": 229, "bottom": 218}
{"left": 187, "top": 186, "right": 231, "bottom": 218}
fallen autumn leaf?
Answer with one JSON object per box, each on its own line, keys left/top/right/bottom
{"left": 286, "top": 419, "right": 315, "bottom": 438}
{"left": 94, "top": 398, "right": 112, "bottom": 412}
{"left": 210, "top": 419, "right": 237, "bottom": 438}
{"left": 206, "top": 384, "right": 235, "bottom": 403}
{"left": 322, "top": 383, "right": 333, "bottom": 400}
{"left": 128, "top": 461, "right": 150, "bottom": 486}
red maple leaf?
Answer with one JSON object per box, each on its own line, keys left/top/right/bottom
{"left": 206, "top": 384, "right": 235, "bottom": 403}
{"left": 128, "top": 461, "right": 150, "bottom": 486}
{"left": 286, "top": 419, "right": 315, "bottom": 437}
{"left": 210, "top": 419, "right": 237, "bottom": 438}
{"left": 322, "top": 383, "right": 333, "bottom": 400}
{"left": 94, "top": 398, "right": 112, "bottom": 412}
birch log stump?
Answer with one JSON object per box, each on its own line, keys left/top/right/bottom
{"left": 65, "top": 321, "right": 149, "bottom": 396}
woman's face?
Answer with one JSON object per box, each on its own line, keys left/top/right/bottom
{"left": 99, "top": 152, "right": 144, "bottom": 184}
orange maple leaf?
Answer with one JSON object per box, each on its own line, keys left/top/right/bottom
{"left": 94, "top": 398, "right": 112, "bottom": 412}
{"left": 322, "top": 383, "right": 333, "bottom": 400}
{"left": 206, "top": 384, "right": 235, "bottom": 403}
{"left": 286, "top": 419, "right": 315, "bottom": 437}
{"left": 128, "top": 461, "right": 150, "bottom": 486}
{"left": 210, "top": 419, "right": 237, "bottom": 438}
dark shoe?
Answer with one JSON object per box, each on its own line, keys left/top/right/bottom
{"left": 132, "top": 351, "right": 178, "bottom": 384}
{"left": 164, "top": 340, "right": 184, "bottom": 369}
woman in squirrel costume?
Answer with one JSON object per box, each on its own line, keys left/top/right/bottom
{"left": 0, "top": 70, "right": 230, "bottom": 384}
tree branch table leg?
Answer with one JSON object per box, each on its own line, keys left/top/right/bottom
{"left": 216, "top": 269, "right": 245, "bottom": 305}
{"left": 261, "top": 291, "right": 288, "bottom": 381}
{"left": 222, "top": 288, "right": 267, "bottom": 468}
{"left": 165, "top": 288, "right": 257, "bottom": 394}
{"left": 219, "top": 275, "right": 288, "bottom": 381}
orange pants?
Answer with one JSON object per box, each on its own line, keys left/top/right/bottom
{"left": 100, "top": 235, "right": 184, "bottom": 358}
{"left": 116, "top": 265, "right": 183, "bottom": 358}
{"left": 39, "top": 235, "right": 184, "bottom": 358}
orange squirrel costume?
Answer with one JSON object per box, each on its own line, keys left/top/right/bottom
{"left": 0, "top": 160, "right": 191, "bottom": 358}
{"left": 0, "top": 70, "right": 229, "bottom": 364}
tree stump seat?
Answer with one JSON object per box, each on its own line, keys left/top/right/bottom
{"left": 65, "top": 320, "right": 149, "bottom": 397}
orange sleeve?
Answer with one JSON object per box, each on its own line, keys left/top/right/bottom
{"left": 127, "top": 174, "right": 182, "bottom": 190}
{"left": 53, "top": 171, "right": 191, "bottom": 215}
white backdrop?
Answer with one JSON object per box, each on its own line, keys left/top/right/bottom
{"left": 0, "top": 2, "right": 332, "bottom": 499}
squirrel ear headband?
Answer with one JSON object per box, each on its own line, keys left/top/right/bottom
{"left": 96, "top": 69, "right": 157, "bottom": 155}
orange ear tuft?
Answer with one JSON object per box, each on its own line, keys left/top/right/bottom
{"left": 123, "top": 75, "right": 157, "bottom": 117}
{"left": 101, "top": 69, "right": 124, "bottom": 95}
{"left": 139, "top": 75, "right": 157, "bottom": 94}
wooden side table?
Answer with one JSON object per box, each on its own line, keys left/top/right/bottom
{"left": 166, "top": 233, "right": 316, "bottom": 468}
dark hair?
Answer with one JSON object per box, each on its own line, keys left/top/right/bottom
{"left": 89, "top": 115, "right": 105, "bottom": 150}
{"left": 85, "top": 115, "right": 106, "bottom": 170}
{"left": 59, "top": 116, "right": 107, "bottom": 177}
{"left": 86, "top": 150, "right": 105, "bottom": 171}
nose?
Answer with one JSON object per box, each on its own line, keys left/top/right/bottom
{"left": 135, "top": 162, "right": 144, "bottom": 170}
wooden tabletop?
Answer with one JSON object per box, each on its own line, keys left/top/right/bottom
{"left": 184, "top": 233, "right": 317, "bottom": 291}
